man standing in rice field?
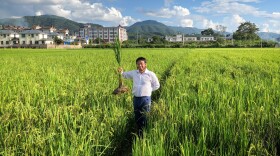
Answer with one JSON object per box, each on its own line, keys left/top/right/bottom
{"left": 118, "top": 57, "right": 160, "bottom": 138}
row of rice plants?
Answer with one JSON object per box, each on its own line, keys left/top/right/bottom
{"left": 133, "top": 48, "right": 280, "bottom": 155}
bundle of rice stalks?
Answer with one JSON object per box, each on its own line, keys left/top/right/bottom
{"left": 112, "top": 37, "right": 129, "bottom": 95}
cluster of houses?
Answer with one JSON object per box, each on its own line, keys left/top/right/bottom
{"left": 0, "top": 24, "right": 128, "bottom": 48}
{"left": 0, "top": 25, "right": 71, "bottom": 48}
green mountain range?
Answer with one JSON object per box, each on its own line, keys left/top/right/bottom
{"left": 126, "top": 20, "right": 203, "bottom": 39}
{"left": 126, "top": 20, "right": 176, "bottom": 38}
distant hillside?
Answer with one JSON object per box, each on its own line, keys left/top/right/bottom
{"left": 169, "top": 26, "right": 203, "bottom": 35}
{"left": 258, "top": 32, "right": 280, "bottom": 41}
{"left": 0, "top": 15, "right": 102, "bottom": 35}
{"left": 126, "top": 20, "right": 176, "bottom": 39}
{"left": 0, "top": 17, "right": 29, "bottom": 27}
{"left": 126, "top": 20, "right": 207, "bottom": 40}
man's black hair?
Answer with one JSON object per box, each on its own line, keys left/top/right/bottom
{"left": 136, "top": 57, "right": 147, "bottom": 63}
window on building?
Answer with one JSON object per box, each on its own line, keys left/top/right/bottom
{"left": 35, "top": 41, "right": 39, "bottom": 44}
{"left": 23, "top": 41, "right": 25, "bottom": 44}
{"left": 1, "top": 41, "right": 3, "bottom": 45}
{"left": 31, "top": 34, "right": 34, "bottom": 38}
{"left": 3, "top": 34, "right": 6, "bottom": 38}
{"left": 30, "top": 41, "right": 32, "bottom": 44}
{"left": 6, "top": 41, "right": 9, "bottom": 45}
{"left": 22, "top": 34, "right": 26, "bottom": 38}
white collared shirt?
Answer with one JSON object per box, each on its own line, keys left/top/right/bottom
{"left": 122, "top": 69, "right": 160, "bottom": 97}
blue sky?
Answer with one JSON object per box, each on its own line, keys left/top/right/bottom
{"left": 0, "top": 0, "right": 279, "bottom": 33}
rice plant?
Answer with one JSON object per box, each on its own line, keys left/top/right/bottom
{"left": 112, "top": 37, "right": 129, "bottom": 95}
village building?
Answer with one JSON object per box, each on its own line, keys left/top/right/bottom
{"left": 76, "top": 24, "right": 128, "bottom": 43}
{"left": 165, "top": 34, "right": 215, "bottom": 42}
{"left": 0, "top": 30, "right": 20, "bottom": 46}
{"left": 0, "top": 25, "right": 75, "bottom": 48}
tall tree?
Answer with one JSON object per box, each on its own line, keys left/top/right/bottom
{"left": 233, "top": 21, "right": 260, "bottom": 40}
{"left": 201, "top": 28, "right": 215, "bottom": 36}
{"left": 54, "top": 36, "right": 63, "bottom": 45}
{"left": 216, "top": 25, "right": 227, "bottom": 37}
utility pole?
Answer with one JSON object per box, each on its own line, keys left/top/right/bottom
{"left": 261, "top": 38, "right": 262, "bottom": 48}
{"left": 216, "top": 25, "right": 227, "bottom": 40}
{"left": 182, "top": 34, "right": 185, "bottom": 45}
{"left": 137, "top": 31, "right": 138, "bottom": 44}
{"left": 232, "top": 31, "right": 234, "bottom": 46}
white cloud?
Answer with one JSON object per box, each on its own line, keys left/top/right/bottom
{"left": 271, "top": 12, "right": 280, "bottom": 18}
{"left": 232, "top": 14, "right": 246, "bottom": 24}
{"left": 222, "top": 14, "right": 245, "bottom": 32}
{"left": 145, "top": 5, "right": 190, "bottom": 18}
{"left": 65, "top": 2, "right": 136, "bottom": 26}
{"left": 272, "top": 12, "right": 280, "bottom": 15}
{"left": 145, "top": 8, "right": 173, "bottom": 18}
{"left": 173, "top": 6, "right": 190, "bottom": 16}
{"left": 261, "top": 20, "right": 280, "bottom": 33}
{"left": 35, "top": 11, "right": 42, "bottom": 16}
{"left": 195, "top": 0, "right": 271, "bottom": 20}
{"left": 194, "top": 0, "right": 280, "bottom": 20}
{"left": 180, "top": 19, "right": 193, "bottom": 27}
{"left": 261, "top": 23, "right": 270, "bottom": 32}
{"left": 144, "top": 5, "right": 192, "bottom": 27}
{"left": 164, "top": 0, "right": 174, "bottom": 7}
{"left": 3, "top": 0, "right": 64, "bottom": 4}
{"left": 120, "top": 16, "right": 138, "bottom": 26}
{"left": 202, "top": 19, "right": 218, "bottom": 29}
{"left": 192, "top": 0, "right": 280, "bottom": 33}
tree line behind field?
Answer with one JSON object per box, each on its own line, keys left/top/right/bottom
{"left": 84, "top": 40, "right": 276, "bottom": 48}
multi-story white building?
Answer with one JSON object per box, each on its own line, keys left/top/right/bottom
{"left": 0, "top": 25, "right": 71, "bottom": 47}
{"left": 19, "top": 30, "right": 52, "bottom": 45}
{"left": 0, "top": 30, "right": 20, "bottom": 46}
{"left": 76, "top": 25, "right": 128, "bottom": 43}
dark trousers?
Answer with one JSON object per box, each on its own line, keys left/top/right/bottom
{"left": 133, "top": 96, "right": 151, "bottom": 132}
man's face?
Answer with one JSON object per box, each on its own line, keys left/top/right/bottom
{"left": 136, "top": 60, "right": 146, "bottom": 73}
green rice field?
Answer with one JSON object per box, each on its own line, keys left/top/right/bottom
{"left": 0, "top": 48, "right": 279, "bottom": 155}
